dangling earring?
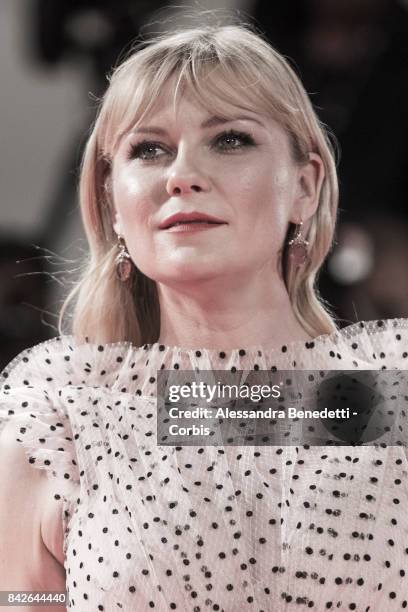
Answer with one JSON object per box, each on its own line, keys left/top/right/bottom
{"left": 115, "top": 234, "right": 133, "bottom": 281}
{"left": 288, "top": 220, "right": 309, "bottom": 266}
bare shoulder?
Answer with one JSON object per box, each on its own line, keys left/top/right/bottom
{"left": 0, "top": 419, "right": 67, "bottom": 606}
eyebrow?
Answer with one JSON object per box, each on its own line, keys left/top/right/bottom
{"left": 131, "top": 115, "right": 264, "bottom": 136}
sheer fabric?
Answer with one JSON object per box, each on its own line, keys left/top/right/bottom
{"left": 1, "top": 318, "right": 408, "bottom": 611}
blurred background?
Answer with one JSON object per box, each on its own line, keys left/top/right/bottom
{"left": 1, "top": 0, "right": 407, "bottom": 367}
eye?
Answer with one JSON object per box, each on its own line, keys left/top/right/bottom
{"left": 212, "top": 129, "right": 256, "bottom": 152}
{"left": 127, "top": 140, "right": 169, "bottom": 162}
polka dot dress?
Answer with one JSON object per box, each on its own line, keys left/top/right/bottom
{"left": 1, "top": 318, "right": 408, "bottom": 611}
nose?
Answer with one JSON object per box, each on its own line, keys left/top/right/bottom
{"left": 165, "top": 154, "right": 210, "bottom": 197}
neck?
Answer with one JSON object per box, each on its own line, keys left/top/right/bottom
{"left": 156, "top": 272, "right": 312, "bottom": 350}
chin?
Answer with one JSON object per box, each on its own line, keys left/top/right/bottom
{"left": 152, "top": 261, "right": 227, "bottom": 284}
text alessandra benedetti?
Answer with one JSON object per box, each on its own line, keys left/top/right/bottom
{"left": 168, "top": 407, "right": 352, "bottom": 420}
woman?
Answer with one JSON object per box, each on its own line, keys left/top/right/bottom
{"left": 1, "top": 23, "right": 407, "bottom": 611}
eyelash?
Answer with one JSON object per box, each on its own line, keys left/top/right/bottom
{"left": 126, "top": 129, "right": 256, "bottom": 162}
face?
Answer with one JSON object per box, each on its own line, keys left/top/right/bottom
{"left": 111, "top": 89, "right": 314, "bottom": 288}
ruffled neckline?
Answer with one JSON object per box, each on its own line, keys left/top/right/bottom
{"left": 71, "top": 316, "right": 408, "bottom": 356}
{"left": 1, "top": 317, "right": 408, "bottom": 401}
{"left": 2, "top": 318, "right": 405, "bottom": 368}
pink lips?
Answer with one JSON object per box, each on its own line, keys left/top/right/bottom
{"left": 164, "top": 223, "right": 225, "bottom": 233}
{"left": 159, "top": 211, "right": 227, "bottom": 230}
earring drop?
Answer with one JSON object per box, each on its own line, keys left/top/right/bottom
{"left": 288, "top": 221, "right": 309, "bottom": 266}
{"left": 115, "top": 234, "right": 133, "bottom": 281}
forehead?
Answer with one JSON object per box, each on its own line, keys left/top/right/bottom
{"left": 115, "top": 68, "right": 273, "bottom": 140}
{"left": 133, "top": 89, "right": 266, "bottom": 129}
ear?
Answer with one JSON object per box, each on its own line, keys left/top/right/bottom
{"left": 291, "top": 152, "right": 325, "bottom": 223}
{"left": 102, "top": 172, "right": 122, "bottom": 235}
{"left": 113, "top": 209, "right": 123, "bottom": 236}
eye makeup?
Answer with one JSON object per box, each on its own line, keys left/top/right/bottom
{"left": 126, "top": 129, "right": 257, "bottom": 162}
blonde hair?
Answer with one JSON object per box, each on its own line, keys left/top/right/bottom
{"left": 59, "top": 23, "right": 339, "bottom": 344}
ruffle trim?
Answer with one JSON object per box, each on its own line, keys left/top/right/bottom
{"left": 0, "top": 369, "right": 80, "bottom": 486}
{"left": 2, "top": 317, "right": 408, "bottom": 384}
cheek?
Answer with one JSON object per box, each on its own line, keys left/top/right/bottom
{"left": 236, "top": 164, "right": 293, "bottom": 230}
{"left": 113, "top": 166, "right": 156, "bottom": 229}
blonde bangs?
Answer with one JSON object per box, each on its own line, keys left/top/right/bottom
{"left": 99, "top": 28, "right": 306, "bottom": 159}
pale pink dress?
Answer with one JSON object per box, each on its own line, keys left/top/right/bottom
{"left": 1, "top": 318, "right": 408, "bottom": 611}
